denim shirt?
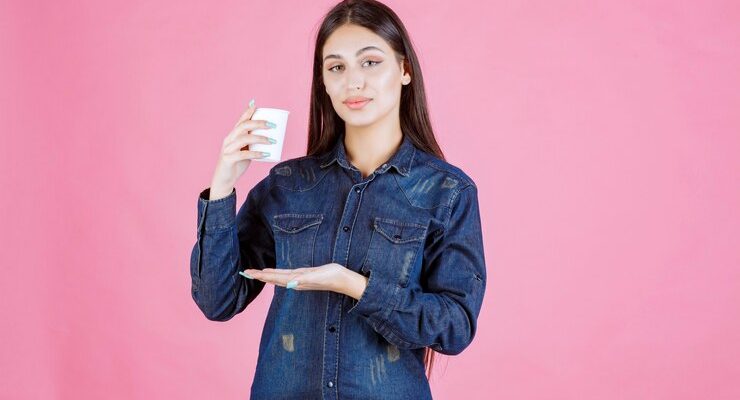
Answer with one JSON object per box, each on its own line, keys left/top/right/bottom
{"left": 190, "top": 132, "right": 487, "bottom": 399}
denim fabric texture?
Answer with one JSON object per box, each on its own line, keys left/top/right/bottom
{"left": 190, "top": 132, "right": 487, "bottom": 399}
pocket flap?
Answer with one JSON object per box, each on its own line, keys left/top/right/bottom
{"left": 272, "top": 213, "right": 323, "bottom": 233}
{"left": 373, "top": 217, "right": 427, "bottom": 243}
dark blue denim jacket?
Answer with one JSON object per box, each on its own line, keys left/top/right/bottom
{"left": 190, "top": 132, "right": 487, "bottom": 399}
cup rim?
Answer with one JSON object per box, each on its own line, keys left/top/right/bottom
{"left": 254, "top": 107, "right": 290, "bottom": 114}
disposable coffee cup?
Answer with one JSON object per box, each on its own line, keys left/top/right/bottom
{"left": 248, "top": 108, "right": 290, "bottom": 162}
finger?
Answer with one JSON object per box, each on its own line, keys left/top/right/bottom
{"left": 223, "top": 133, "right": 272, "bottom": 153}
{"left": 248, "top": 268, "right": 298, "bottom": 279}
{"left": 251, "top": 269, "right": 302, "bottom": 283}
{"left": 253, "top": 273, "right": 294, "bottom": 287}
{"left": 233, "top": 119, "right": 273, "bottom": 139}
{"left": 244, "top": 268, "right": 309, "bottom": 278}
{"left": 224, "top": 149, "right": 268, "bottom": 161}
{"left": 225, "top": 119, "right": 273, "bottom": 147}
{"left": 233, "top": 98, "right": 257, "bottom": 129}
{"left": 225, "top": 99, "right": 258, "bottom": 143}
{"left": 256, "top": 268, "right": 301, "bottom": 274}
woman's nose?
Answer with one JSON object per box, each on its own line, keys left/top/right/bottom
{"left": 346, "top": 70, "right": 365, "bottom": 90}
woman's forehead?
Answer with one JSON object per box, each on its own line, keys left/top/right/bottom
{"left": 322, "top": 25, "right": 390, "bottom": 57}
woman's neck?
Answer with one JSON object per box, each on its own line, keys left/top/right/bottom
{"left": 344, "top": 123, "right": 403, "bottom": 178}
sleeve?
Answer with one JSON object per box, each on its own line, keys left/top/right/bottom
{"left": 189, "top": 176, "right": 276, "bottom": 321}
{"left": 346, "top": 183, "right": 487, "bottom": 355}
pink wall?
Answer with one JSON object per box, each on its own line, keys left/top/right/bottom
{"left": 2, "top": 0, "right": 738, "bottom": 398}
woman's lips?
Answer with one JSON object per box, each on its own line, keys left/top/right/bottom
{"left": 345, "top": 99, "right": 372, "bottom": 109}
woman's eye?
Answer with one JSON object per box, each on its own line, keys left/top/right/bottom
{"left": 327, "top": 60, "right": 382, "bottom": 72}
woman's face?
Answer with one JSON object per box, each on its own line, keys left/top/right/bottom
{"left": 321, "top": 24, "right": 410, "bottom": 128}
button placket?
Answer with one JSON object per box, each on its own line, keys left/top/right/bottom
{"left": 324, "top": 180, "right": 374, "bottom": 399}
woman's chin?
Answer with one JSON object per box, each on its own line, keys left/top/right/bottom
{"left": 341, "top": 115, "right": 377, "bottom": 128}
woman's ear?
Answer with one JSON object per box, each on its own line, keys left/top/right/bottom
{"left": 401, "top": 59, "right": 411, "bottom": 85}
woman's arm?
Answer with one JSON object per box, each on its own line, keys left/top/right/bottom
{"left": 338, "top": 269, "right": 370, "bottom": 300}
{"left": 190, "top": 176, "right": 275, "bottom": 321}
{"left": 346, "top": 184, "right": 487, "bottom": 355}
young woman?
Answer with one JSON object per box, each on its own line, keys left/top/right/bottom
{"left": 190, "top": 0, "right": 487, "bottom": 398}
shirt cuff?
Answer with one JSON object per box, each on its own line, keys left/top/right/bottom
{"left": 346, "top": 269, "right": 398, "bottom": 321}
{"left": 197, "top": 187, "right": 236, "bottom": 232}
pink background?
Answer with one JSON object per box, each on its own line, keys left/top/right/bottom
{"left": 2, "top": 0, "right": 739, "bottom": 398}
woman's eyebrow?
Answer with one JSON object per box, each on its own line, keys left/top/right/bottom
{"left": 323, "top": 46, "right": 385, "bottom": 62}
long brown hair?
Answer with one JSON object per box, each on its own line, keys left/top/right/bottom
{"left": 305, "top": 0, "right": 446, "bottom": 380}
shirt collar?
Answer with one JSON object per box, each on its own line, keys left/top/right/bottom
{"left": 319, "top": 132, "right": 415, "bottom": 177}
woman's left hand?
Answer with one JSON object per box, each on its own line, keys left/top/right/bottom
{"left": 240, "top": 263, "right": 368, "bottom": 299}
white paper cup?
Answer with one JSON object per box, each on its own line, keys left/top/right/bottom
{"left": 248, "top": 107, "right": 290, "bottom": 162}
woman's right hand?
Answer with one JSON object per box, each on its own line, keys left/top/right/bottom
{"left": 209, "top": 100, "right": 273, "bottom": 200}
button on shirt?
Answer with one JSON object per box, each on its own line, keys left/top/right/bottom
{"left": 190, "top": 132, "right": 487, "bottom": 399}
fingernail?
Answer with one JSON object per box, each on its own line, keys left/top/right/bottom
{"left": 239, "top": 271, "right": 254, "bottom": 279}
{"left": 268, "top": 138, "right": 277, "bottom": 144}
{"left": 266, "top": 121, "right": 276, "bottom": 128}
{"left": 286, "top": 280, "right": 298, "bottom": 289}
{"left": 261, "top": 152, "right": 270, "bottom": 157}
{"left": 249, "top": 98, "right": 255, "bottom": 108}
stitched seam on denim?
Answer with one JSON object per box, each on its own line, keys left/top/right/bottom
{"left": 271, "top": 214, "right": 323, "bottom": 233}
{"left": 373, "top": 218, "right": 428, "bottom": 243}
{"left": 201, "top": 188, "right": 235, "bottom": 204}
{"left": 391, "top": 172, "right": 450, "bottom": 210}
{"left": 392, "top": 172, "right": 422, "bottom": 208}
{"left": 273, "top": 213, "right": 324, "bottom": 218}
{"left": 401, "top": 241, "right": 424, "bottom": 288}
{"left": 322, "top": 290, "right": 330, "bottom": 398}
{"left": 198, "top": 200, "right": 208, "bottom": 230}
{"left": 254, "top": 176, "right": 275, "bottom": 242}
{"left": 333, "top": 175, "right": 371, "bottom": 267}
{"left": 228, "top": 225, "right": 238, "bottom": 310}
{"left": 271, "top": 160, "right": 332, "bottom": 191}
{"left": 374, "top": 228, "right": 426, "bottom": 245}
{"left": 359, "top": 229, "right": 375, "bottom": 274}
{"left": 200, "top": 189, "right": 237, "bottom": 231}
{"left": 192, "top": 241, "right": 201, "bottom": 286}
{"left": 334, "top": 295, "right": 342, "bottom": 400}
{"left": 422, "top": 159, "right": 475, "bottom": 188}
{"left": 343, "top": 190, "right": 363, "bottom": 272}
{"left": 387, "top": 288, "right": 448, "bottom": 349}
{"left": 386, "top": 327, "right": 416, "bottom": 348}
{"left": 380, "top": 316, "right": 426, "bottom": 348}
{"left": 406, "top": 145, "right": 416, "bottom": 175}
{"left": 445, "top": 184, "right": 474, "bottom": 228}
{"left": 385, "top": 283, "right": 401, "bottom": 319}
{"left": 375, "top": 216, "right": 427, "bottom": 229}
{"left": 310, "top": 219, "right": 321, "bottom": 267}
{"left": 203, "top": 224, "right": 233, "bottom": 233}
{"left": 196, "top": 202, "right": 207, "bottom": 279}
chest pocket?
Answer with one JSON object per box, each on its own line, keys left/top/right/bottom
{"left": 272, "top": 213, "right": 323, "bottom": 268}
{"left": 360, "top": 217, "right": 428, "bottom": 288}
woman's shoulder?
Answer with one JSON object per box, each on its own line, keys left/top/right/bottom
{"left": 411, "top": 148, "right": 477, "bottom": 190}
